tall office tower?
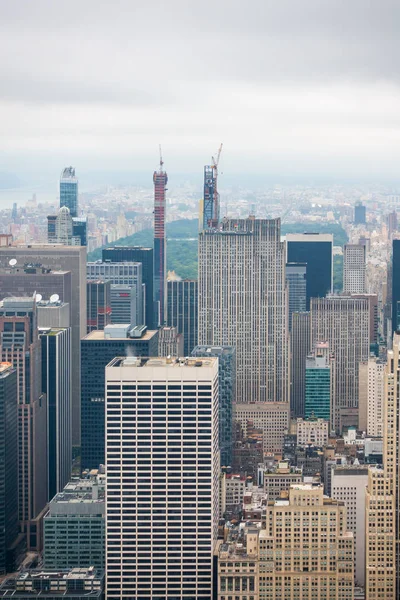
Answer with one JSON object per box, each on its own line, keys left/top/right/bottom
{"left": 387, "top": 211, "right": 398, "bottom": 238}
{"left": 0, "top": 364, "right": 18, "bottom": 574}
{"left": 233, "top": 402, "right": 289, "bottom": 454}
{"left": 110, "top": 284, "right": 142, "bottom": 325}
{"left": 71, "top": 217, "right": 87, "bottom": 246}
{"left": 203, "top": 166, "right": 219, "bottom": 229}
{"left": 343, "top": 244, "right": 366, "bottom": 294}
{"left": 305, "top": 353, "right": 332, "bottom": 421}
{"left": 286, "top": 233, "right": 333, "bottom": 309}
{"left": 81, "top": 324, "right": 159, "bottom": 470}
{"left": 199, "top": 217, "right": 289, "bottom": 404}
{"left": 102, "top": 247, "right": 154, "bottom": 328}
{"left": 351, "top": 293, "right": 378, "bottom": 350}
{"left": 153, "top": 157, "right": 168, "bottom": 326}
{"left": 37, "top": 300, "right": 70, "bottom": 328}
{"left": 87, "top": 281, "right": 111, "bottom": 333}
{"left": 290, "top": 312, "right": 310, "bottom": 417}
{"left": 60, "top": 167, "right": 78, "bottom": 217}
{"left": 285, "top": 263, "right": 307, "bottom": 331}
{"left": 0, "top": 297, "right": 47, "bottom": 550}
{"left": 391, "top": 239, "right": 400, "bottom": 333}
{"left": 311, "top": 296, "right": 369, "bottom": 431}
{"left": 167, "top": 279, "right": 198, "bottom": 355}
{"left": 44, "top": 474, "right": 105, "bottom": 570}
{"left": 105, "top": 356, "right": 219, "bottom": 600}
{"left": 331, "top": 465, "right": 369, "bottom": 588}
{"left": 157, "top": 325, "right": 184, "bottom": 357}
{"left": 365, "top": 337, "right": 399, "bottom": 600}
{"left": 354, "top": 202, "right": 366, "bottom": 225}
{"left": 358, "top": 357, "right": 385, "bottom": 436}
{"left": 259, "top": 484, "right": 354, "bottom": 599}
{"left": 0, "top": 246, "right": 87, "bottom": 446}
{"left": 55, "top": 206, "right": 73, "bottom": 244}
{"left": 191, "top": 345, "right": 236, "bottom": 466}
{"left": 40, "top": 328, "right": 72, "bottom": 501}
{"left": 87, "top": 262, "right": 144, "bottom": 326}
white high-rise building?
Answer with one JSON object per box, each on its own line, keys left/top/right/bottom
{"left": 311, "top": 296, "right": 370, "bottom": 431}
{"left": 358, "top": 357, "right": 385, "bottom": 436}
{"left": 198, "top": 217, "right": 289, "bottom": 404}
{"left": 343, "top": 244, "right": 366, "bottom": 294}
{"left": 105, "top": 356, "right": 219, "bottom": 600}
{"left": 331, "top": 465, "right": 369, "bottom": 588}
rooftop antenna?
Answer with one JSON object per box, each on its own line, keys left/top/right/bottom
{"left": 158, "top": 144, "right": 164, "bottom": 171}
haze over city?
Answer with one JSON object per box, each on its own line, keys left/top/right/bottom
{"left": 1, "top": 0, "right": 400, "bottom": 196}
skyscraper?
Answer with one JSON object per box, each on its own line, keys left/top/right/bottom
{"left": 365, "top": 335, "right": 399, "bottom": 600}
{"left": 286, "top": 233, "right": 333, "bottom": 309}
{"left": 60, "top": 167, "right": 78, "bottom": 218}
{"left": 199, "top": 217, "right": 289, "bottom": 404}
{"left": 81, "top": 324, "right": 159, "bottom": 470}
{"left": 153, "top": 156, "right": 168, "bottom": 326}
{"left": 391, "top": 239, "right": 400, "bottom": 333}
{"left": 87, "top": 281, "right": 112, "bottom": 333}
{"left": 311, "top": 296, "right": 369, "bottom": 431}
{"left": 0, "top": 363, "right": 18, "bottom": 574}
{"left": 358, "top": 357, "right": 385, "bottom": 437}
{"left": 0, "top": 245, "right": 87, "bottom": 446}
{"left": 343, "top": 244, "right": 366, "bottom": 294}
{"left": 167, "top": 278, "right": 198, "bottom": 355}
{"left": 354, "top": 202, "right": 366, "bottom": 225}
{"left": 0, "top": 297, "right": 47, "bottom": 550}
{"left": 290, "top": 311, "right": 311, "bottom": 417}
{"left": 105, "top": 356, "right": 219, "bottom": 600}
{"left": 40, "top": 327, "right": 72, "bottom": 500}
{"left": 87, "top": 261, "right": 143, "bottom": 326}
{"left": 191, "top": 345, "right": 236, "bottom": 466}
{"left": 305, "top": 353, "right": 332, "bottom": 421}
{"left": 285, "top": 263, "right": 307, "bottom": 331}
{"left": 102, "top": 247, "right": 154, "bottom": 329}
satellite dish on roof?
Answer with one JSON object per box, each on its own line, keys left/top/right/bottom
{"left": 50, "top": 294, "right": 60, "bottom": 303}
{"left": 9, "top": 259, "right": 17, "bottom": 267}
{"left": 35, "top": 293, "right": 42, "bottom": 303}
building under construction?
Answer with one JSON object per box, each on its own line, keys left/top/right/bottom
{"left": 153, "top": 152, "right": 168, "bottom": 326}
{"left": 202, "top": 144, "right": 222, "bottom": 230}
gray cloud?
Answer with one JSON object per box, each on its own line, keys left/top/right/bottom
{"left": 0, "top": 0, "right": 399, "bottom": 179}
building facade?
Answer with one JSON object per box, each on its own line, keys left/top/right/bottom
{"left": 0, "top": 364, "right": 18, "bottom": 574}
{"left": 354, "top": 203, "right": 366, "bottom": 225}
{"left": 358, "top": 357, "right": 385, "bottom": 437}
{"left": 40, "top": 327, "right": 72, "bottom": 500}
{"left": 311, "top": 296, "right": 369, "bottom": 431}
{"left": 296, "top": 417, "right": 329, "bottom": 447}
{"left": 391, "top": 239, "right": 400, "bottom": 333}
{"left": 102, "top": 247, "right": 154, "bottom": 329}
{"left": 290, "top": 311, "right": 311, "bottom": 418}
{"left": 105, "top": 356, "right": 219, "bottom": 599}
{"left": 191, "top": 345, "right": 236, "bottom": 466}
{"left": 87, "top": 281, "right": 111, "bottom": 333}
{"left": 199, "top": 217, "right": 289, "bottom": 405}
{"left": 81, "top": 325, "right": 159, "bottom": 470}
{"left": 343, "top": 244, "right": 366, "bottom": 294}
{"left": 60, "top": 167, "right": 78, "bottom": 217}
{"left": 286, "top": 233, "right": 333, "bottom": 309}
{"left": 0, "top": 245, "right": 87, "bottom": 445}
{"left": 153, "top": 162, "right": 168, "bottom": 326}
{"left": 234, "top": 403, "right": 289, "bottom": 454}
{"left": 167, "top": 279, "right": 198, "bottom": 356}
{"left": 285, "top": 263, "right": 307, "bottom": 331}
{"left": 305, "top": 354, "right": 332, "bottom": 421}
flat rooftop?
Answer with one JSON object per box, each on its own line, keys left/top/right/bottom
{"left": 84, "top": 329, "right": 158, "bottom": 341}
{"left": 108, "top": 356, "right": 218, "bottom": 369}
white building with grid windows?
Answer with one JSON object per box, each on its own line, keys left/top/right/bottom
{"left": 105, "top": 355, "right": 219, "bottom": 600}
{"left": 343, "top": 244, "right": 366, "bottom": 294}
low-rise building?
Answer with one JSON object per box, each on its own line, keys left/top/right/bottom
{"left": 297, "top": 416, "right": 329, "bottom": 447}
{"left": 262, "top": 461, "right": 303, "bottom": 501}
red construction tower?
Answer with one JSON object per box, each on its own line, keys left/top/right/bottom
{"left": 153, "top": 147, "right": 168, "bottom": 326}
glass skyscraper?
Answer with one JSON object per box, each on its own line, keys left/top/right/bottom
{"left": 305, "top": 355, "right": 331, "bottom": 421}
{"left": 60, "top": 167, "right": 78, "bottom": 218}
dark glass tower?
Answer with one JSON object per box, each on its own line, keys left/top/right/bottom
{"left": 285, "top": 263, "right": 307, "bottom": 331}
{"left": 0, "top": 364, "right": 18, "bottom": 574}
{"left": 86, "top": 281, "right": 111, "bottom": 333}
{"left": 191, "top": 345, "right": 235, "bottom": 467}
{"left": 60, "top": 167, "right": 78, "bottom": 218}
{"left": 81, "top": 325, "right": 159, "bottom": 470}
{"left": 392, "top": 239, "right": 400, "bottom": 333}
{"left": 286, "top": 234, "right": 332, "bottom": 310}
{"left": 102, "top": 247, "right": 154, "bottom": 329}
{"left": 354, "top": 202, "right": 366, "bottom": 225}
{"left": 167, "top": 279, "right": 198, "bottom": 355}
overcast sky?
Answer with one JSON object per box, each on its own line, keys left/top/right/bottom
{"left": 1, "top": 0, "right": 400, "bottom": 186}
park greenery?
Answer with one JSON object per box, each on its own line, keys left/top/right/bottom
{"left": 88, "top": 218, "right": 347, "bottom": 284}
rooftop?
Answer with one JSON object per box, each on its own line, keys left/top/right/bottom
{"left": 84, "top": 328, "right": 157, "bottom": 341}
{"left": 108, "top": 356, "right": 218, "bottom": 369}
